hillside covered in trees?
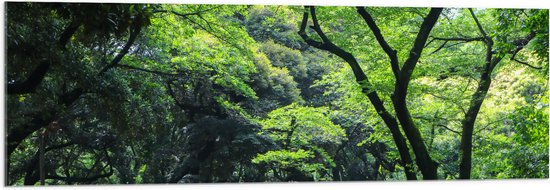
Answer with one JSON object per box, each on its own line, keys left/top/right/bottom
{"left": 5, "top": 3, "right": 549, "bottom": 185}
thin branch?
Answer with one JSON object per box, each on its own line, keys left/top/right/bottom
{"left": 431, "top": 36, "right": 484, "bottom": 42}
{"left": 46, "top": 150, "right": 113, "bottom": 183}
{"left": 473, "top": 117, "right": 507, "bottom": 135}
{"left": 429, "top": 36, "right": 483, "bottom": 55}
{"left": 116, "top": 64, "right": 183, "bottom": 76}
{"left": 153, "top": 10, "right": 201, "bottom": 17}
{"left": 430, "top": 41, "right": 448, "bottom": 55}
{"left": 508, "top": 31, "right": 541, "bottom": 69}
{"left": 512, "top": 58, "right": 542, "bottom": 69}
{"left": 196, "top": 13, "right": 215, "bottom": 31}
{"left": 438, "top": 124, "right": 461, "bottom": 134}
{"left": 185, "top": 16, "right": 239, "bottom": 50}
{"left": 153, "top": 6, "right": 219, "bottom": 18}
{"left": 414, "top": 115, "right": 461, "bottom": 134}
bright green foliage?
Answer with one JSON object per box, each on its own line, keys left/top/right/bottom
{"left": 255, "top": 103, "right": 345, "bottom": 181}
{"left": 260, "top": 41, "right": 308, "bottom": 80}
{"left": 260, "top": 103, "right": 345, "bottom": 146}
{"left": 252, "top": 149, "right": 326, "bottom": 179}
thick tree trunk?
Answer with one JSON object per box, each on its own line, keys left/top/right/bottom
{"left": 357, "top": 7, "right": 442, "bottom": 179}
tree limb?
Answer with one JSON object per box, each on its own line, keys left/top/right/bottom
{"left": 509, "top": 31, "right": 540, "bottom": 69}
{"left": 356, "top": 7, "right": 400, "bottom": 78}
{"left": 98, "top": 15, "right": 144, "bottom": 74}
{"left": 116, "top": 64, "right": 183, "bottom": 76}
{"left": 512, "top": 58, "right": 542, "bottom": 69}
{"left": 46, "top": 149, "right": 113, "bottom": 183}
{"left": 468, "top": 9, "right": 489, "bottom": 40}
{"left": 7, "top": 61, "right": 51, "bottom": 95}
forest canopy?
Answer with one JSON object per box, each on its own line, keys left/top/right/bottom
{"left": 4, "top": 3, "right": 549, "bottom": 185}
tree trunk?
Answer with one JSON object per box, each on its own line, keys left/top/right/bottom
{"left": 390, "top": 8, "right": 442, "bottom": 179}
{"left": 458, "top": 54, "right": 501, "bottom": 178}
{"left": 331, "top": 49, "right": 418, "bottom": 180}
{"left": 459, "top": 73, "right": 491, "bottom": 179}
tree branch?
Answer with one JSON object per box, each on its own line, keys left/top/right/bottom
{"left": 298, "top": 8, "right": 327, "bottom": 50}
{"left": 357, "top": 7, "right": 400, "bottom": 78}
{"left": 8, "top": 61, "right": 51, "bottom": 95}
{"left": 98, "top": 16, "right": 143, "bottom": 74}
{"left": 24, "top": 142, "right": 77, "bottom": 185}
{"left": 116, "top": 64, "right": 183, "bottom": 76}
{"left": 512, "top": 58, "right": 542, "bottom": 69}
{"left": 468, "top": 8, "right": 489, "bottom": 39}
{"left": 58, "top": 19, "right": 82, "bottom": 49}
{"left": 509, "top": 31, "right": 541, "bottom": 69}
{"left": 431, "top": 36, "right": 484, "bottom": 42}
{"left": 309, "top": 6, "right": 331, "bottom": 44}
{"left": 153, "top": 6, "right": 220, "bottom": 18}
{"left": 397, "top": 8, "right": 443, "bottom": 94}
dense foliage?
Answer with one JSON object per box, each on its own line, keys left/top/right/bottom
{"left": 5, "top": 3, "right": 549, "bottom": 185}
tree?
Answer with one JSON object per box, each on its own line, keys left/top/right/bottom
{"left": 299, "top": 6, "right": 442, "bottom": 179}
{"left": 299, "top": 6, "right": 548, "bottom": 179}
